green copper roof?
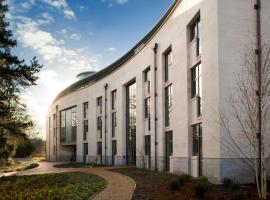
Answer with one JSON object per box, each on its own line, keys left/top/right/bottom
{"left": 53, "top": 0, "right": 179, "bottom": 103}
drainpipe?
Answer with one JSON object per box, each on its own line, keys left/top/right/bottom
{"left": 153, "top": 43, "right": 158, "bottom": 171}
{"left": 254, "top": 0, "right": 262, "bottom": 189}
{"left": 104, "top": 83, "right": 108, "bottom": 165}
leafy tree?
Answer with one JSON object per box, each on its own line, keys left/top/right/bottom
{"left": 0, "top": 0, "right": 42, "bottom": 163}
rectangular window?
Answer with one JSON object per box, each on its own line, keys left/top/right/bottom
{"left": 144, "top": 68, "right": 151, "bottom": 93}
{"left": 112, "top": 140, "right": 117, "bottom": 155}
{"left": 111, "top": 90, "right": 116, "bottom": 110}
{"left": 164, "top": 50, "right": 172, "bottom": 83}
{"left": 97, "top": 142, "right": 102, "bottom": 155}
{"left": 97, "top": 117, "right": 102, "bottom": 139}
{"left": 112, "top": 112, "right": 117, "bottom": 137}
{"left": 144, "top": 97, "right": 151, "bottom": 131}
{"left": 191, "top": 63, "right": 202, "bottom": 99}
{"left": 145, "top": 135, "right": 150, "bottom": 156}
{"left": 190, "top": 17, "right": 201, "bottom": 55}
{"left": 144, "top": 97, "right": 151, "bottom": 119}
{"left": 192, "top": 123, "right": 202, "bottom": 156}
{"left": 165, "top": 84, "right": 173, "bottom": 127}
{"left": 83, "top": 102, "right": 88, "bottom": 119}
{"left": 60, "top": 107, "right": 77, "bottom": 143}
{"left": 84, "top": 120, "right": 88, "bottom": 140}
{"left": 97, "top": 97, "right": 102, "bottom": 114}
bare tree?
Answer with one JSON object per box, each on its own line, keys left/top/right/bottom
{"left": 220, "top": 42, "right": 270, "bottom": 199}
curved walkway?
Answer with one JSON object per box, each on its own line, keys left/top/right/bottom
{"left": 3, "top": 162, "right": 135, "bottom": 200}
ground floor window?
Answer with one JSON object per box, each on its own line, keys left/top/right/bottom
{"left": 97, "top": 142, "right": 102, "bottom": 156}
{"left": 192, "top": 123, "right": 202, "bottom": 156}
{"left": 145, "top": 135, "right": 150, "bottom": 156}
{"left": 165, "top": 131, "right": 173, "bottom": 171}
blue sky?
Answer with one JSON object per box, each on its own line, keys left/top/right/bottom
{"left": 7, "top": 0, "right": 174, "bottom": 139}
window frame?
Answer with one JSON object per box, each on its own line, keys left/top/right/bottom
{"left": 165, "top": 84, "right": 173, "bottom": 127}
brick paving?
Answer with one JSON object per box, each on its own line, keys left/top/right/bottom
{"left": 2, "top": 162, "right": 135, "bottom": 200}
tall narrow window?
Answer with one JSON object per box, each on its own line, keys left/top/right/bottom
{"left": 165, "top": 84, "right": 173, "bottom": 127}
{"left": 111, "top": 90, "right": 116, "bottom": 110}
{"left": 164, "top": 50, "right": 172, "bottom": 83}
{"left": 97, "top": 117, "right": 102, "bottom": 139}
{"left": 97, "top": 97, "right": 102, "bottom": 114}
{"left": 126, "top": 81, "right": 136, "bottom": 166}
{"left": 145, "top": 135, "right": 150, "bottom": 156}
{"left": 97, "top": 142, "right": 102, "bottom": 155}
{"left": 144, "top": 98, "right": 151, "bottom": 119}
{"left": 83, "top": 102, "right": 88, "bottom": 119}
{"left": 144, "top": 97, "right": 151, "bottom": 131}
{"left": 144, "top": 68, "right": 151, "bottom": 93}
{"left": 84, "top": 120, "right": 88, "bottom": 140}
{"left": 112, "top": 140, "right": 117, "bottom": 155}
{"left": 192, "top": 123, "right": 202, "bottom": 156}
{"left": 190, "top": 17, "right": 201, "bottom": 56}
{"left": 60, "top": 107, "right": 77, "bottom": 143}
{"left": 71, "top": 107, "right": 77, "bottom": 141}
{"left": 60, "top": 111, "right": 65, "bottom": 141}
{"left": 191, "top": 63, "right": 202, "bottom": 98}
{"left": 112, "top": 112, "right": 117, "bottom": 137}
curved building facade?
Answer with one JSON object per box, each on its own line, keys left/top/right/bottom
{"left": 46, "top": 0, "right": 270, "bottom": 183}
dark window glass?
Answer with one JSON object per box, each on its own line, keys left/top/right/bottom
{"left": 97, "top": 117, "right": 102, "bottom": 139}
{"left": 165, "top": 85, "right": 173, "bottom": 127}
{"left": 144, "top": 68, "right": 151, "bottom": 93}
{"left": 165, "top": 131, "right": 173, "bottom": 171}
{"left": 83, "top": 102, "right": 88, "bottom": 119}
{"left": 144, "top": 98, "right": 150, "bottom": 119}
{"left": 126, "top": 82, "right": 136, "bottom": 166}
{"left": 192, "top": 123, "right": 202, "bottom": 156}
{"left": 97, "top": 97, "right": 102, "bottom": 114}
{"left": 60, "top": 107, "right": 77, "bottom": 143}
{"left": 112, "top": 140, "right": 117, "bottom": 155}
{"left": 164, "top": 50, "right": 172, "bottom": 83}
{"left": 84, "top": 120, "right": 88, "bottom": 140}
{"left": 112, "top": 112, "right": 117, "bottom": 137}
{"left": 191, "top": 63, "right": 202, "bottom": 98}
{"left": 111, "top": 90, "right": 116, "bottom": 110}
{"left": 190, "top": 17, "right": 201, "bottom": 55}
{"left": 97, "top": 142, "right": 102, "bottom": 155}
{"left": 145, "top": 135, "right": 150, "bottom": 156}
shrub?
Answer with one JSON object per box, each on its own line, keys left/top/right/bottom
{"left": 178, "top": 174, "right": 191, "bottom": 184}
{"left": 24, "top": 163, "right": 39, "bottom": 170}
{"left": 169, "top": 179, "right": 180, "bottom": 190}
{"left": 229, "top": 181, "right": 242, "bottom": 191}
{"left": 198, "top": 176, "right": 208, "bottom": 183}
{"left": 231, "top": 189, "right": 247, "bottom": 200}
{"left": 223, "top": 177, "right": 234, "bottom": 188}
{"left": 194, "top": 177, "right": 209, "bottom": 197}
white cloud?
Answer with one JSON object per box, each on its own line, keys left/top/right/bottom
{"left": 79, "top": 5, "right": 87, "bottom": 12}
{"left": 17, "top": 0, "right": 36, "bottom": 12}
{"left": 101, "top": 0, "right": 128, "bottom": 6}
{"left": 63, "top": 10, "right": 75, "bottom": 19}
{"left": 15, "top": 16, "right": 100, "bottom": 73}
{"left": 42, "top": 0, "right": 75, "bottom": 20}
{"left": 70, "top": 33, "right": 81, "bottom": 40}
{"left": 116, "top": 0, "right": 128, "bottom": 5}
{"left": 107, "top": 47, "right": 116, "bottom": 52}
{"left": 41, "top": 12, "right": 54, "bottom": 23}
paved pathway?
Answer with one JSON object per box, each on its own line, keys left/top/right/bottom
{"left": 2, "top": 162, "right": 136, "bottom": 200}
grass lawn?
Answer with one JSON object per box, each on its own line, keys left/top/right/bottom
{"left": 112, "top": 168, "right": 259, "bottom": 200}
{"left": 0, "top": 160, "right": 39, "bottom": 174}
{"left": 54, "top": 163, "right": 109, "bottom": 168}
{"left": 0, "top": 172, "right": 106, "bottom": 200}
